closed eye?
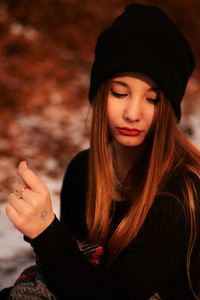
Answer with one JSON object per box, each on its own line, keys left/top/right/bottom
{"left": 146, "top": 97, "right": 160, "bottom": 105}
{"left": 110, "top": 89, "right": 128, "bottom": 99}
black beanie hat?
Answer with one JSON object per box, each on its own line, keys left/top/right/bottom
{"left": 88, "top": 3, "right": 195, "bottom": 120}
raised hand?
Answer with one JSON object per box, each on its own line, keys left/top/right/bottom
{"left": 6, "top": 161, "right": 55, "bottom": 239}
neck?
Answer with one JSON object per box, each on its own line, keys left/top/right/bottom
{"left": 111, "top": 141, "right": 148, "bottom": 182}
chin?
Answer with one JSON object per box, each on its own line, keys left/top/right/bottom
{"left": 115, "top": 137, "right": 145, "bottom": 147}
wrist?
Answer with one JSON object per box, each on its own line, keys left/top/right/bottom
{"left": 27, "top": 213, "right": 56, "bottom": 239}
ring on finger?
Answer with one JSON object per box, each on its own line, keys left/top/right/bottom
{"left": 14, "top": 186, "right": 26, "bottom": 200}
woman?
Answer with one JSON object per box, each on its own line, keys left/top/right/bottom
{"left": 3, "top": 3, "right": 200, "bottom": 299}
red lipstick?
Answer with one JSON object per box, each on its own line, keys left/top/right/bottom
{"left": 117, "top": 127, "right": 142, "bottom": 136}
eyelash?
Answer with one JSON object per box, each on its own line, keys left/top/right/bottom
{"left": 110, "top": 89, "right": 160, "bottom": 104}
{"left": 146, "top": 97, "right": 160, "bottom": 105}
{"left": 110, "top": 89, "right": 127, "bottom": 98}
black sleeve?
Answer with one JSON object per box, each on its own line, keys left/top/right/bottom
{"left": 24, "top": 154, "right": 199, "bottom": 299}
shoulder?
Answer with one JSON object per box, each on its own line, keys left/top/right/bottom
{"left": 63, "top": 148, "right": 90, "bottom": 180}
{"left": 151, "top": 171, "right": 200, "bottom": 232}
{"left": 67, "top": 148, "right": 89, "bottom": 171}
{"left": 60, "top": 149, "right": 90, "bottom": 239}
{"left": 160, "top": 169, "right": 200, "bottom": 204}
{"left": 61, "top": 148, "right": 90, "bottom": 195}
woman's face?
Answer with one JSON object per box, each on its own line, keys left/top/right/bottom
{"left": 107, "top": 74, "right": 160, "bottom": 148}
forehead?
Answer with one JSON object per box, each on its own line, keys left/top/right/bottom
{"left": 111, "top": 73, "right": 159, "bottom": 90}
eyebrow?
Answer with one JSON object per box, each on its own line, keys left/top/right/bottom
{"left": 111, "top": 80, "right": 129, "bottom": 87}
{"left": 111, "top": 80, "right": 159, "bottom": 92}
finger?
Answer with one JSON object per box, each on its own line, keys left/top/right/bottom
{"left": 14, "top": 184, "right": 27, "bottom": 200}
{"left": 21, "top": 188, "right": 38, "bottom": 205}
{"left": 6, "top": 204, "right": 19, "bottom": 224}
{"left": 14, "top": 183, "right": 27, "bottom": 192}
{"left": 8, "top": 193, "right": 29, "bottom": 215}
{"left": 17, "top": 161, "right": 46, "bottom": 193}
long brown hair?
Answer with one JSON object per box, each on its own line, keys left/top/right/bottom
{"left": 86, "top": 79, "right": 200, "bottom": 297}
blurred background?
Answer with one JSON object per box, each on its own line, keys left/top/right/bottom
{"left": 0, "top": 0, "right": 200, "bottom": 290}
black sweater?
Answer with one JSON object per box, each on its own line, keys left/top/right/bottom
{"left": 26, "top": 149, "right": 200, "bottom": 300}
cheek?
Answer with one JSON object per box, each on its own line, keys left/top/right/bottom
{"left": 106, "top": 105, "right": 112, "bottom": 127}
{"left": 106, "top": 99, "right": 119, "bottom": 126}
{"left": 107, "top": 114, "right": 115, "bottom": 131}
{"left": 147, "top": 106, "right": 157, "bottom": 128}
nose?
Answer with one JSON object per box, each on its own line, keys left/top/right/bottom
{"left": 123, "top": 99, "right": 142, "bottom": 122}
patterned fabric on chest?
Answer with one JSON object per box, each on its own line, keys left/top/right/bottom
{"left": 77, "top": 240, "right": 105, "bottom": 266}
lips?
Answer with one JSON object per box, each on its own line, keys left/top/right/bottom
{"left": 117, "top": 127, "right": 143, "bottom": 136}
